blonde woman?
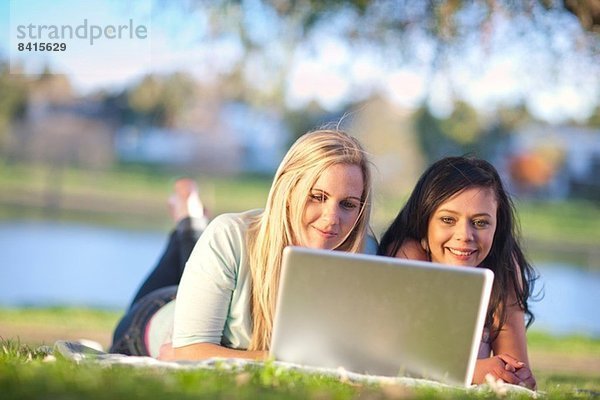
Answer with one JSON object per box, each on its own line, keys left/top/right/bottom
{"left": 112, "top": 129, "right": 374, "bottom": 360}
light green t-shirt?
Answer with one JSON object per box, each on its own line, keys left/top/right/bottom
{"left": 173, "top": 209, "right": 258, "bottom": 349}
{"left": 170, "top": 209, "right": 378, "bottom": 350}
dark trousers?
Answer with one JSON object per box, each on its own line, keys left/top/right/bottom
{"left": 109, "top": 217, "right": 204, "bottom": 355}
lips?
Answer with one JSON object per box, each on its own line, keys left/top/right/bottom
{"left": 447, "top": 247, "right": 476, "bottom": 257}
{"left": 313, "top": 226, "right": 337, "bottom": 238}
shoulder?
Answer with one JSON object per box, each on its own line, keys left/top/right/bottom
{"left": 204, "top": 209, "right": 263, "bottom": 240}
{"left": 185, "top": 210, "right": 262, "bottom": 281}
{"left": 363, "top": 234, "right": 379, "bottom": 255}
{"left": 196, "top": 209, "right": 263, "bottom": 265}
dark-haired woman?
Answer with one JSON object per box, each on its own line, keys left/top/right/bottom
{"left": 379, "top": 156, "right": 538, "bottom": 390}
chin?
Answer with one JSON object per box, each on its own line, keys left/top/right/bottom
{"left": 441, "top": 258, "right": 475, "bottom": 267}
{"left": 305, "top": 241, "right": 329, "bottom": 250}
{"left": 455, "top": 260, "right": 479, "bottom": 267}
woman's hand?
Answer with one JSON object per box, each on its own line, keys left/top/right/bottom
{"left": 513, "top": 362, "right": 536, "bottom": 390}
{"left": 473, "top": 354, "right": 536, "bottom": 390}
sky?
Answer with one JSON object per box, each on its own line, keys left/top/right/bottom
{"left": 1, "top": 0, "right": 599, "bottom": 124}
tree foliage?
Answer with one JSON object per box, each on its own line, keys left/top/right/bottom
{"left": 181, "top": 1, "right": 599, "bottom": 53}
{"left": 164, "top": 0, "right": 599, "bottom": 123}
{"left": 0, "top": 63, "right": 28, "bottom": 148}
{"left": 563, "top": 0, "right": 600, "bottom": 33}
{"left": 586, "top": 106, "right": 600, "bottom": 128}
{"left": 413, "top": 100, "right": 533, "bottom": 163}
{"left": 115, "top": 72, "right": 198, "bottom": 127}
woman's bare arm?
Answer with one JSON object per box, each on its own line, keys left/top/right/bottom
{"left": 159, "top": 342, "right": 267, "bottom": 361}
{"left": 487, "top": 297, "right": 536, "bottom": 389}
{"left": 474, "top": 263, "right": 536, "bottom": 389}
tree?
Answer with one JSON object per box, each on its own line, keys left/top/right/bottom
{"left": 0, "top": 63, "right": 28, "bottom": 151}
{"left": 586, "top": 106, "right": 600, "bottom": 128}
{"left": 563, "top": 0, "right": 600, "bottom": 33}
{"left": 154, "top": 0, "right": 599, "bottom": 121}
{"left": 124, "top": 72, "right": 198, "bottom": 127}
{"left": 175, "top": 1, "right": 600, "bottom": 41}
{"left": 413, "top": 101, "right": 486, "bottom": 163}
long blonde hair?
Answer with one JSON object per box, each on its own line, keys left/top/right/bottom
{"left": 246, "top": 129, "right": 372, "bottom": 351}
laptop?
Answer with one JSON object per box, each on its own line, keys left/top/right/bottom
{"left": 269, "top": 246, "right": 494, "bottom": 387}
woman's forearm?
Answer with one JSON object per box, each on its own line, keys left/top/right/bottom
{"left": 167, "top": 342, "right": 267, "bottom": 361}
{"left": 492, "top": 305, "right": 530, "bottom": 364}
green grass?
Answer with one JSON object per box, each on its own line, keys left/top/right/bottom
{"left": 516, "top": 200, "right": 600, "bottom": 268}
{"left": 534, "top": 373, "right": 600, "bottom": 400}
{"left": 1, "top": 307, "right": 599, "bottom": 399}
{"left": 0, "top": 160, "right": 271, "bottom": 208}
{"left": 0, "top": 344, "right": 361, "bottom": 400}
{"left": 0, "top": 160, "right": 271, "bottom": 230}
{"left": 0, "top": 307, "right": 120, "bottom": 333}
{"left": 516, "top": 200, "right": 600, "bottom": 247}
{"left": 0, "top": 338, "right": 597, "bottom": 400}
{"left": 528, "top": 331, "right": 600, "bottom": 355}
{"left": 5, "top": 307, "right": 594, "bottom": 352}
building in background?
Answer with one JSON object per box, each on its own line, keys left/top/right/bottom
{"left": 115, "top": 101, "right": 289, "bottom": 175}
{"left": 504, "top": 124, "right": 600, "bottom": 201}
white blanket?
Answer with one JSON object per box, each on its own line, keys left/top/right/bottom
{"left": 52, "top": 340, "right": 537, "bottom": 397}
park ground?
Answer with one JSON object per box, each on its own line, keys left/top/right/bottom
{"left": 1, "top": 307, "right": 599, "bottom": 381}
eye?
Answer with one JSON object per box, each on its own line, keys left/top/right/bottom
{"left": 341, "top": 200, "right": 359, "bottom": 210}
{"left": 440, "top": 216, "right": 455, "bottom": 224}
{"left": 309, "top": 192, "right": 324, "bottom": 202}
{"left": 473, "top": 219, "right": 490, "bottom": 228}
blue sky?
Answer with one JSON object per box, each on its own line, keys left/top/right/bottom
{"left": 3, "top": 0, "right": 155, "bottom": 88}
{"left": 1, "top": 0, "right": 249, "bottom": 91}
{"left": 1, "top": 0, "right": 599, "bottom": 124}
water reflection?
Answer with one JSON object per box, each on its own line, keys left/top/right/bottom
{"left": 0, "top": 221, "right": 599, "bottom": 336}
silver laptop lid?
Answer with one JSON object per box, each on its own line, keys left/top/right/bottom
{"left": 270, "top": 246, "right": 494, "bottom": 386}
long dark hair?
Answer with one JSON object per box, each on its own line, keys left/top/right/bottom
{"left": 378, "top": 156, "right": 537, "bottom": 339}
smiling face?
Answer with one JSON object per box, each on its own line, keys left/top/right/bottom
{"left": 426, "top": 186, "right": 497, "bottom": 267}
{"left": 299, "top": 163, "right": 364, "bottom": 250}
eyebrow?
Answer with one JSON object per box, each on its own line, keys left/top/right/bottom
{"left": 436, "top": 209, "right": 493, "bottom": 218}
{"left": 311, "top": 188, "right": 362, "bottom": 202}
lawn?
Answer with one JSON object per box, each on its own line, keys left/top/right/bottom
{"left": 1, "top": 307, "right": 599, "bottom": 399}
{"left": 0, "top": 335, "right": 598, "bottom": 399}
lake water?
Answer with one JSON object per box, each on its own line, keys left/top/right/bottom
{"left": 1, "top": 220, "right": 599, "bottom": 337}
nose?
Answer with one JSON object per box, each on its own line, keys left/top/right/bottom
{"left": 456, "top": 220, "right": 475, "bottom": 241}
{"left": 321, "top": 202, "right": 340, "bottom": 226}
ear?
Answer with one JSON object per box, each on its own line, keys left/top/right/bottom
{"left": 420, "top": 238, "right": 429, "bottom": 252}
